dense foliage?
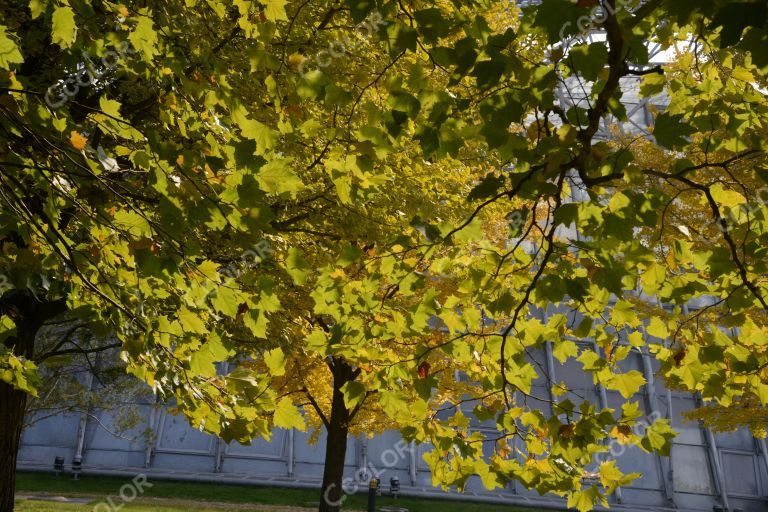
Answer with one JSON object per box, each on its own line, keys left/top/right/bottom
{"left": 2, "top": 1, "right": 768, "bottom": 510}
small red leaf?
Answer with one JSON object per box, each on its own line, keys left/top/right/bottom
{"left": 417, "top": 361, "right": 430, "bottom": 379}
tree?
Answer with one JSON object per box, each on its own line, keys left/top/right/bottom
{"left": 3, "top": 1, "right": 768, "bottom": 512}
{"left": 254, "top": 168, "right": 481, "bottom": 511}
{"left": 0, "top": 1, "right": 487, "bottom": 509}
{"left": 0, "top": 0, "right": 295, "bottom": 506}
{"left": 382, "top": 2, "right": 768, "bottom": 509}
{"left": 685, "top": 396, "right": 767, "bottom": 439}
{"left": 24, "top": 321, "right": 143, "bottom": 433}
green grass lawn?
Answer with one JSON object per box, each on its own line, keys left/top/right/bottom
{"left": 16, "top": 472, "right": 545, "bottom": 512}
{"left": 15, "top": 502, "right": 255, "bottom": 512}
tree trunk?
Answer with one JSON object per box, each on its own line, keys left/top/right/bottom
{"left": 318, "top": 360, "right": 353, "bottom": 512}
{"left": 0, "top": 380, "right": 28, "bottom": 512}
{"left": 0, "top": 295, "right": 63, "bottom": 512}
{"left": 0, "top": 323, "right": 35, "bottom": 512}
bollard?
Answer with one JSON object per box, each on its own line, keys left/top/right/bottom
{"left": 72, "top": 457, "right": 82, "bottom": 480}
{"left": 53, "top": 456, "right": 65, "bottom": 476}
{"left": 367, "top": 477, "right": 378, "bottom": 512}
{"left": 390, "top": 476, "right": 400, "bottom": 499}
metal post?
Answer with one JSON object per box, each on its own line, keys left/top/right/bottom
{"left": 640, "top": 346, "right": 675, "bottom": 506}
{"left": 759, "top": 438, "right": 768, "bottom": 486}
{"left": 144, "top": 397, "right": 160, "bottom": 468}
{"left": 509, "top": 419, "right": 518, "bottom": 495}
{"left": 356, "top": 435, "right": 366, "bottom": 482}
{"left": 684, "top": 306, "right": 730, "bottom": 511}
{"left": 73, "top": 369, "right": 94, "bottom": 465}
{"left": 73, "top": 411, "right": 89, "bottom": 462}
{"left": 213, "top": 362, "right": 229, "bottom": 473}
{"left": 591, "top": 341, "right": 623, "bottom": 504}
{"left": 543, "top": 340, "right": 558, "bottom": 416}
{"left": 704, "top": 427, "right": 730, "bottom": 512}
{"left": 214, "top": 437, "right": 224, "bottom": 473}
{"left": 367, "top": 478, "right": 378, "bottom": 512}
{"left": 287, "top": 428, "right": 295, "bottom": 478}
{"left": 538, "top": 306, "right": 559, "bottom": 419}
{"left": 409, "top": 441, "right": 417, "bottom": 485}
{"left": 665, "top": 386, "right": 676, "bottom": 500}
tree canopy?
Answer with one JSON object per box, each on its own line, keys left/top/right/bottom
{"left": 2, "top": 1, "right": 768, "bottom": 511}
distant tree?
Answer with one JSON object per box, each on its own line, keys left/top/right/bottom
{"left": 685, "top": 396, "right": 767, "bottom": 439}
{"left": 24, "top": 322, "right": 143, "bottom": 434}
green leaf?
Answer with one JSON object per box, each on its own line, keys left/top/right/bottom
{"left": 578, "top": 350, "right": 604, "bottom": 371}
{"left": 646, "top": 317, "right": 670, "bottom": 339}
{"left": 533, "top": 0, "right": 582, "bottom": 44}
{"left": 257, "top": 158, "right": 305, "bottom": 196}
{"left": 273, "top": 398, "right": 306, "bottom": 430}
{"left": 388, "top": 91, "right": 421, "bottom": 118}
{"left": 709, "top": 2, "right": 767, "bottom": 47}
{"left": 341, "top": 380, "right": 366, "bottom": 410}
{"left": 567, "top": 486, "right": 607, "bottom": 512}
{"left": 599, "top": 460, "right": 640, "bottom": 492}
{"left": 264, "top": 347, "right": 286, "bottom": 376}
{"left": 345, "top": 0, "right": 377, "bottom": 24}
{"left": 99, "top": 97, "right": 124, "bottom": 119}
{"left": 0, "top": 26, "right": 24, "bottom": 69}
{"left": 468, "top": 173, "right": 505, "bottom": 202}
{"left": 569, "top": 42, "right": 608, "bottom": 82}
{"left": 113, "top": 210, "right": 152, "bottom": 237}
{"left": 453, "top": 217, "right": 484, "bottom": 243}
{"left": 51, "top": 6, "right": 77, "bottom": 48}
{"left": 379, "top": 390, "right": 408, "bottom": 419}
{"left": 296, "top": 70, "right": 331, "bottom": 100}
{"left": 611, "top": 300, "right": 639, "bottom": 327}
{"left": 29, "top": 0, "right": 49, "bottom": 19}
{"left": 573, "top": 317, "right": 593, "bottom": 338}
{"left": 178, "top": 307, "right": 207, "bottom": 335}
{"left": 128, "top": 14, "right": 159, "bottom": 59}
{"left": 641, "top": 418, "right": 677, "bottom": 455}
{"left": 640, "top": 72, "right": 666, "bottom": 97}
{"left": 413, "top": 8, "right": 450, "bottom": 43}
{"left": 189, "top": 336, "right": 230, "bottom": 377}
{"left": 284, "top": 247, "right": 310, "bottom": 285}
{"left": 598, "top": 459, "right": 623, "bottom": 486}
{"left": 607, "top": 370, "right": 646, "bottom": 399}
{"left": 211, "top": 286, "right": 241, "bottom": 318}
{"left": 227, "top": 366, "right": 261, "bottom": 388}
{"left": 231, "top": 105, "right": 278, "bottom": 153}
{"left": 264, "top": 0, "right": 288, "bottom": 21}
{"left": 51, "top": 116, "right": 67, "bottom": 132}
{"left": 710, "top": 183, "right": 746, "bottom": 208}
{"left": 640, "top": 262, "right": 666, "bottom": 294}
{"left": 0, "top": 350, "right": 40, "bottom": 396}
{"left": 552, "top": 339, "right": 579, "bottom": 363}
{"left": 653, "top": 113, "right": 696, "bottom": 149}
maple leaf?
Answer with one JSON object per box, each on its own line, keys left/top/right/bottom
{"left": 69, "top": 131, "right": 87, "bottom": 150}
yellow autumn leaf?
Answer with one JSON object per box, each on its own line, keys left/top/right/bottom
{"left": 69, "top": 131, "right": 87, "bottom": 150}
{"left": 288, "top": 52, "right": 306, "bottom": 71}
{"left": 731, "top": 66, "right": 754, "bottom": 82}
